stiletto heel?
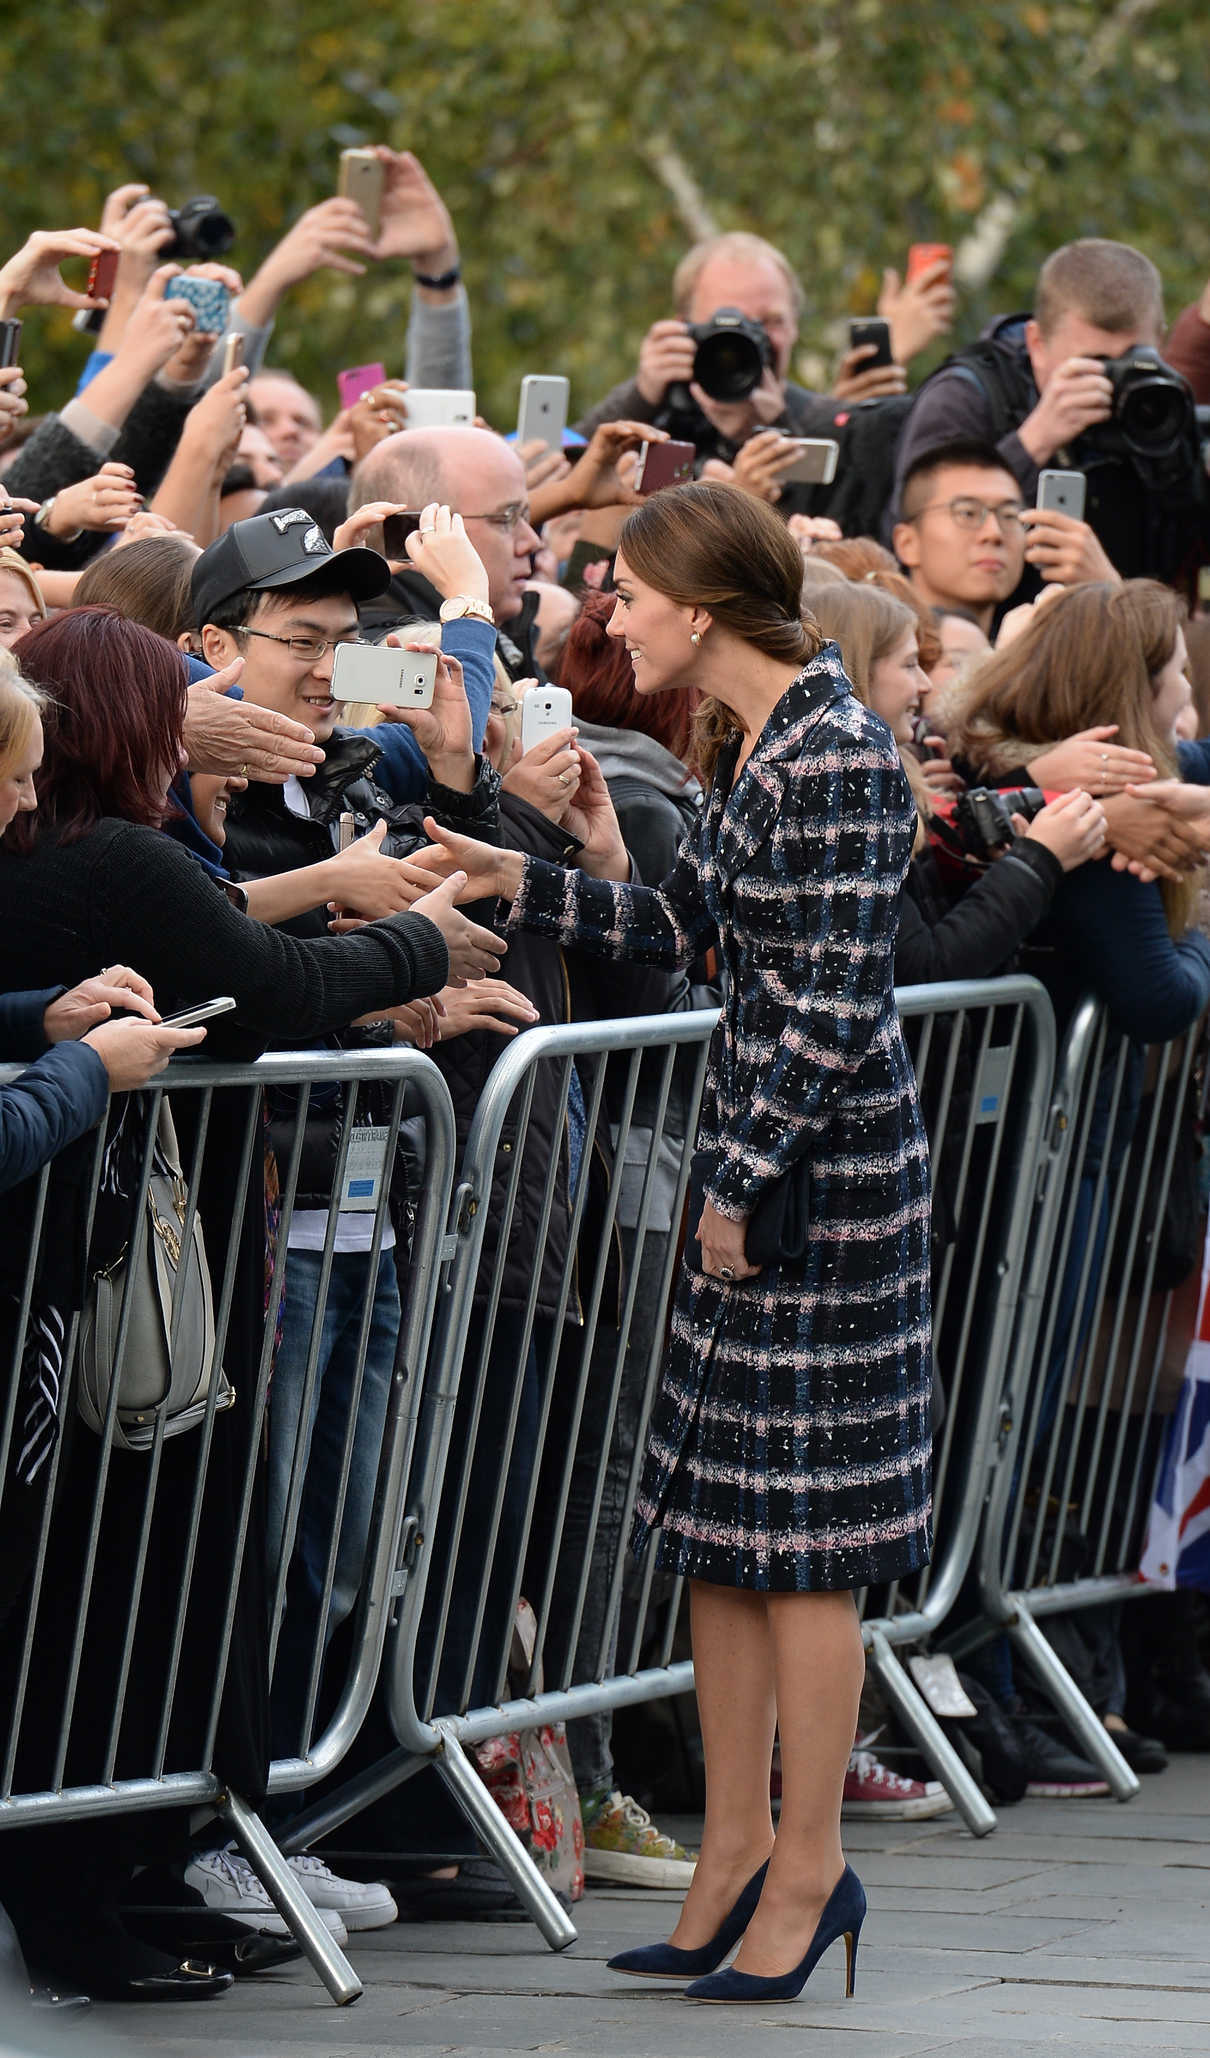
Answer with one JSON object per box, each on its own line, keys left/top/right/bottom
{"left": 607, "top": 1860, "right": 770, "bottom": 1980}
{"left": 684, "top": 1863, "right": 866, "bottom": 2004}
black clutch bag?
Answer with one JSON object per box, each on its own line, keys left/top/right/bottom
{"left": 685, "top": 1150, "right": 811, "bottom": 1272}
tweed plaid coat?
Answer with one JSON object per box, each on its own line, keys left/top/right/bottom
{"left": 510, "top": 648, "right": 933, "bottom": 1590}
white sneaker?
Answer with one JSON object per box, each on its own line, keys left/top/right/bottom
{"left": 184, "top": 1846, "right": 349, "bottom": 1944}
{"left": 286, "top": 1852, "right": 398, "bottom": 1932}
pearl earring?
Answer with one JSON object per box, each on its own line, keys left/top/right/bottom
{"left": 690, "top": 630, "right": 702, "bottom": 646}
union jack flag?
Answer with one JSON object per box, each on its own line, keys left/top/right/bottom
{"left": 1141, "top": 1220, "right": 1210, "bottom": 1591}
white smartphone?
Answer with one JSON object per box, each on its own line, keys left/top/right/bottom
{"left": 521, "top": 684, "right": 574, "bottom": 755}
{"left": 399, "top": 388, "right": 476, "bottom": 430}
{"left": 331, "top": 643, "right": 438, "bottom": 709}
{"left": 1036, "top": 468, "right": 1086, "bottom": 521}
{"left": 777, "top": 438, "right": 840, "bottom": 486}
{"left": 516, "top": 374, "right": 570, "bottom": 452}
{"left": 160, "top": 996, "right": 237, "bottom": 1029}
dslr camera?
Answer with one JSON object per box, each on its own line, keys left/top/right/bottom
{"left": 1090, "top": 345, "right": 1196, "bottom": 481}
{"left": 955, "top": 785, "right": 1045, "bottom": 856}
{"left": 159, "top": 196, "right": 236, "bottom": 262}
{"left": 664, "top": 307, "right": 774, "bottom": 420}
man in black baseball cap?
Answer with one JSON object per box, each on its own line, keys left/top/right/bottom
{"left": 192, "top": 508, "right": 391, "bottom": 753}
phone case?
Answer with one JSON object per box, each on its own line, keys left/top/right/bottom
{"left": 848, "top": 319, "right": 893, "bottom": 369}
{"left": 636, "top": 440, "right": 696, "bottom": 493}
{"left": 331, "top": 643, "right": 438, "bottom": 709}
{"left": 338, "top": 362, "right": 388, "bottom": 411}
{"left": 164, "top": 276, "right": 231, "bottom": 335}
{"left": 521, "top": 688, "right": 574, "bottom": 754}
{"left": 1036, "top": 470, "right": 1086, "bottom": 521}
{"left": 87, "top": 249, "right": 119, "bottom": 301}
{"left": 338, "top": 152, "right": 383, "bottom": 240}
{"left": 400, "top": 389, "right": 476, "bottom": 429}
{"left": 906, "top": 242, "right": 953, "bottom": 282}
{"left": 517, "top": 375, "right": 570, "bottom": 451}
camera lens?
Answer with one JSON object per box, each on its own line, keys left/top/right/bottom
{"left": 1119, "top": 377, "right": 1187, "bottom": 456}
{"left": 694, "top": 330, "right": 765, "bottom": 403}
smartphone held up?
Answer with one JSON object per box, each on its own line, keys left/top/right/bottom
{"left": 331, "top": 643, "right": 439, "bottom": 711}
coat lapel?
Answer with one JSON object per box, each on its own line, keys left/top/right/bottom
{"left": 711, "top": 644, "right": 851, "bottom": 890}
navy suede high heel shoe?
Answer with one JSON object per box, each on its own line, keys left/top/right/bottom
{"left": 683, "top": 1863, "right": 865, "bottom": 2004}
{"left": 606, "top": 1861, "right": 770, "bottom": 1980}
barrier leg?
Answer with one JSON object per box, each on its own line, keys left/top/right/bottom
{"left": 219, "top": 1786, "right": 363, "bottom": 2005}
{"left": 864, "top": 1630, "right": 997, "bottom": 1838}
{"left": 1004, "top": 1600, "right": 1139, "bottom": 1801}
{"left": 434, "top": 1734, "right": 578, "bottom": 1951}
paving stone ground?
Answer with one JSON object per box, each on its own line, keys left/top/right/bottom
{"left": 83, "top": 1755, "right": 1209, "bottom": 2058}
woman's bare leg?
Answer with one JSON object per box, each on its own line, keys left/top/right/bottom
{"left": 729, "top": 1587, "right": 864, "bottom": 1975}
{"left": 665, "top": 1580, "right": 777, "bottom": 1949}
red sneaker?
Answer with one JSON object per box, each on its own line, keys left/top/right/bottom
{"left": 842, "top": 1743, "right": 954, "bottom": 1820}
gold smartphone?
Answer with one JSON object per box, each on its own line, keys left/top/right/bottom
{"left": 338, "top": 149, "right": 384, "bottom": 242}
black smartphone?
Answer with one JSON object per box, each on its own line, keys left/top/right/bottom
{"left": 0, "top": 319, "right": 23, "bottom": 370}
{"left": 848, "top": 317, "right": 893, "bottom": 370}
{"left": 382, "top": 510, "right": 422, "bottom": 560}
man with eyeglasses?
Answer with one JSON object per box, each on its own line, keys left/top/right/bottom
{"left": 892, "top": 441, "right": 1032, "bottom": 635}
{"left": 186, "top": 506, "right": 508, "bottom": 1935}
{"left": 351, "top": 425, "right": 547, "bottom": 681}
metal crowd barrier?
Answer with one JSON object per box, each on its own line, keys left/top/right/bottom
{"left": 964, "top": 1000, "right": 1204, "bottom": 1797}
{"left": 4, "top": 988, "right": 1197, "bottom": 1985}
{"left": 859, "top": 978, "right": 1057, "bottom": 1838}
{"left": 286, "top": 980, "right": 1069, "bottom": 1946}
{"left": 0, "top": 1047, "right": 456, "bottom": 2007}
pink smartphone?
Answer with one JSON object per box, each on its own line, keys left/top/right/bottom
{"left": 337, "top": 362, "right": 388, "bottom": 411}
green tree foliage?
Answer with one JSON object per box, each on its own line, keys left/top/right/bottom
{"left": 3, "top": 0, "right": 1208, "bottom": 424}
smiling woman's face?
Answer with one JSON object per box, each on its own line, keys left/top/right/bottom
{"left": 605, "top": 549, "right": 699, "bottom": 696}
{"left": 189, "top": 771, "right": 245, "bottom": 846}
{"left": 0, "top": 568, "right": 44, "bottom": 652}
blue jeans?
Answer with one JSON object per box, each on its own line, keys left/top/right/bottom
{"left": 267, "top": 1245, "right": 400, "bottom": 1757}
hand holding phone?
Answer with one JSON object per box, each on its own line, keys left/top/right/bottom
{"left": 338, "top": 149, "right": 385, "bottom": 242}
{"left": 87, "top": 248, "right": 120, "bottom": 305}
{"left": 338, "top": 361, "right": 389, "bottom": 411}
{"left": 634, "top": 439, "right": 696, "bottom": 494}
{"left": 1036, "top": 468, "right": 1087, "bottom": 521}
{"left": 164, "top": 275, "right": 231, "bottom": 336}
{"left": 159, "top": 996, "right": 237, "bottom": 1029}
{"left": 906, "top": 243, "right": 953, "bottom": 284}
{"left": 521, "top": 685, "right": 575, "bottom": 755}
{"left": 331, "top": 643, "right": 439, "bottom": 710}
{"left": 847, "top": 318, "right": 893, "bottom": 371}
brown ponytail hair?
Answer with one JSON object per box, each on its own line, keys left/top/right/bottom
{"left": 617, "top": 481, "right": 820, "bottom": 785}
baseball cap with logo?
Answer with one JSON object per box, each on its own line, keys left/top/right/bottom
{"left": 191, "top": 507, "right": 391, "bottom": 628}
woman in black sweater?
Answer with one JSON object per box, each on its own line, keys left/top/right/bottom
{"left": 0, "top": 609, "right": 499, "bottom": 2001}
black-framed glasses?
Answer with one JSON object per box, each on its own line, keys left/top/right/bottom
{"left": 236, "top": 627, "right": 364, "bottom": 663}
{"left": 911, "top": 496, "right": 1025, "bottom": 532}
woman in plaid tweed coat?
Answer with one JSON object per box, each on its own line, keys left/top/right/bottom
{"left": 422, "top": 482, "right": 931, "bottom": 1996}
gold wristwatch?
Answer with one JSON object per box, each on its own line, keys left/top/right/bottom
{"left": 438, "top": 595, "right": 495, "bottom": 626}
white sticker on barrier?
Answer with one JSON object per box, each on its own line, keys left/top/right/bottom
{"left": 340, "top": 1124, "right": 390, "bottom": 1211}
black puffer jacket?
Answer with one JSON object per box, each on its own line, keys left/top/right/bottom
{"left": 433, "top": 794, "right": 681, "bottom": 1322}
{"left": 223, "top": 734, "right": 500, "bottom": 1210}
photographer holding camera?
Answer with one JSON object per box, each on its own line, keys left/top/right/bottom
{"left": 893, "top": 239, "right": 1209, "bottom": 591}
{"left": 576, "top": 231, "right": 909, "bottom": 510}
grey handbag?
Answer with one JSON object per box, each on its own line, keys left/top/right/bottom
{"left": 77, "top": 1101, "right": 234, "bottom": 1452}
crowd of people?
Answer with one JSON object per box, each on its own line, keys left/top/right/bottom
{"left": 2, "top": 146, "right": 1210, "bottom": 2011}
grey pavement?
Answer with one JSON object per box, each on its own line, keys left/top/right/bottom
{"left": 82, "top": 1756, "right": 1209, "bottom": 2057}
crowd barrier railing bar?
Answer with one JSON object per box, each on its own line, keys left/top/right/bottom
{"left": 859, "top": 978, "right": 1057, "bottom": 1839}
{"left": 0, "top": 1047, "right": 457, "bottom": 2006}
{"left": 965, "top": 999, "right": 1203, "bottom": 1799}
